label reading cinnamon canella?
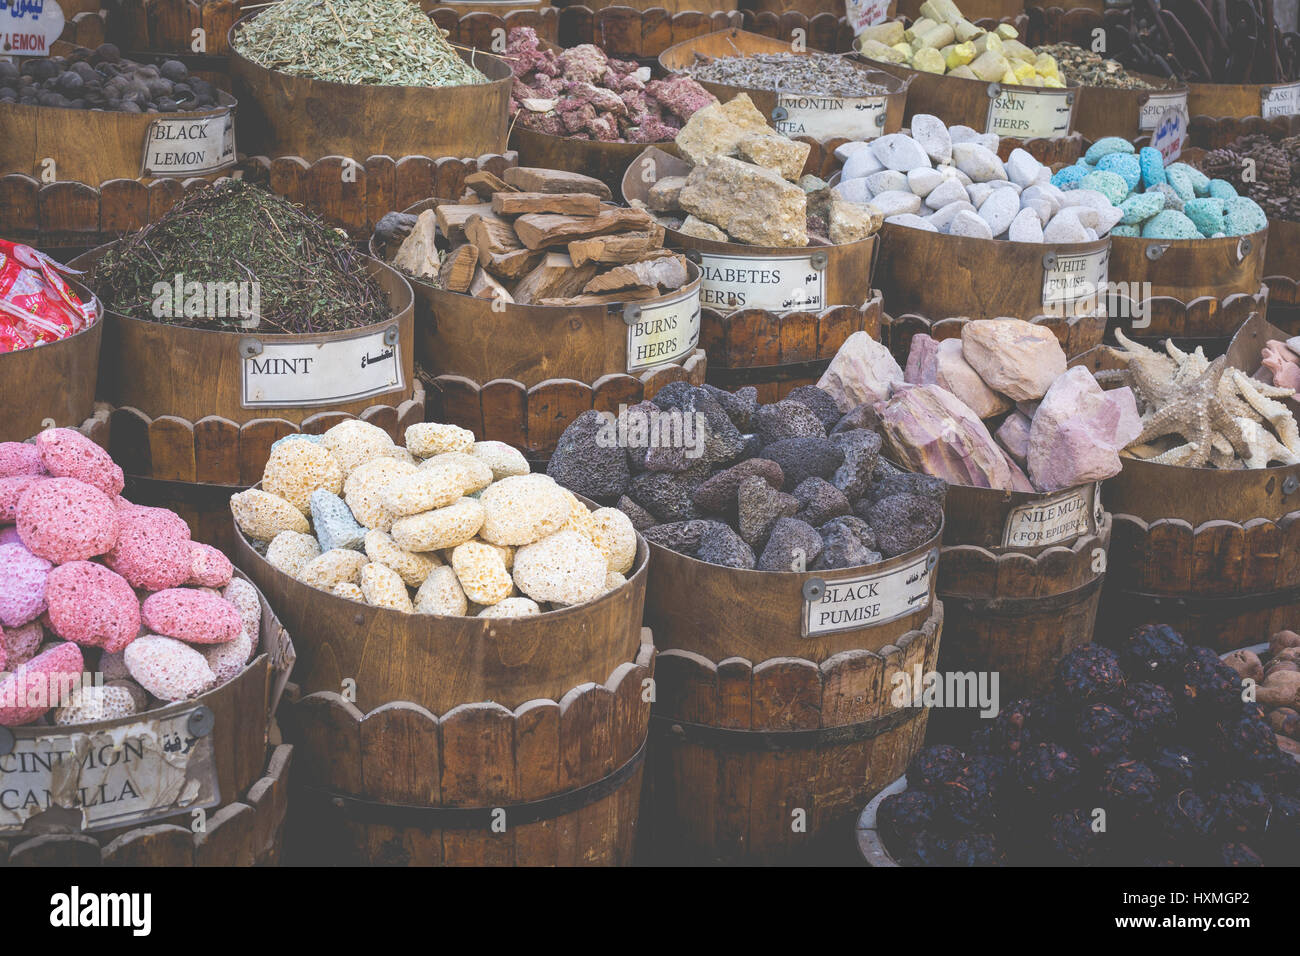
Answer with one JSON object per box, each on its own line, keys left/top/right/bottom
{"left": 141, "top": 108, "right": 237, "bottom": 178}
{"left": 1042, "top": 246, "right": 1108, "bottom": 314}
{"left": 0, "top": 706, "right": 220, "bottom": 832}
{"left": 625, "top": 284, "right": 700, "bottom": 373}
{"left": 696, "top": 251, "right": 826, "bottom": 313}
{"left": 1261, "top": 82, "right": 1300, "bottom": 118}
{"left": 1002, "top": 484, "right": 1096, "bottom": 548}
{"left": 242, "top": 326, "right": 403, "bottom": 408}
{"left": 774, "top": 93, "right": 889, "bottom": 141}
{"left": 802, "top": 549, "right": 936, "bottom": 637}
{"left": 986, "top": 88, "right": 1073, "bottom": 139}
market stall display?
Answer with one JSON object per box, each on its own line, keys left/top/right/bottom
{"left": 1223, "top": 631, "right": 1300, "bottom": 761}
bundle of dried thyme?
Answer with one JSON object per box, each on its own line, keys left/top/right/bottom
{"left": 231, "top": 0, "right": 486, "bottom": 88}
{"left": 684, "top": 52, "right": 886, "bottom": 97}
{"left": 92, "top": 180, "right": 390, "bottom": 334}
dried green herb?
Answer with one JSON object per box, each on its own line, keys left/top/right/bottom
{"left": 684, "top": 52, "right": 887, "bottom": 97}
{"left": 92, "top": 179, "right": 390, "bottom": 334}
{"left": 232, "top": 0, "right": 486, "bottom": 88}
{"left": 1035, "top": 43, "right": 1157, "bottom": 90}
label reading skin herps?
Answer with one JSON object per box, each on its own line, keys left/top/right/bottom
{"left": 986, "top": 88, "right": 1072, "bottom": 139}
{"left": 1002, "top": 485, "right": 1095, "bottom": 548}
{"left": 242, "top": 327, "right": 403, "bottom": 408}
{"left": 803, "top": 550, "right": 934, "bottom": 637}
{"left": 773, "top": 93, "right": 889, "bottom": 141}
{"left": 625, "top": 284, "right": 701, "bottom": 373}
{"left": 696, "top": 251, "right": 826, "bottom": 313}
{"left": 141, "top": 109, "right": 237, "bottom": 177}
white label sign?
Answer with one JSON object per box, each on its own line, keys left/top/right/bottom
{"left": 696, "top": 251, "right": 826, "bottom": 313}
{"left": 1042, "top": 246, "right": 1108, "bottom": 314}
{"left": 845, "top": 0, "right": 890, "bottom": 34}
{"left": 1139, "top": 90, "right": 1188, "bottom": 131}
{"left": 242, "top": 326, "right": 403, "bottom": 408}
{"left": 0, "top": 706, "right": 219, "bottom": 832}
{"left": 803, "top": 549, "right": 936, "bottom": 637}
{"left": 1151, "top": 105, "right": 1186, "bottom": 163}
{"left": 774, "top": 93, "right": 889, "bottom": 141}
{"left": 626, "top": 284, "right": 700, "bottom": 373}
{"left": 141, "top": 109, "right": 237, "bottom": 178}
{"left": 1002, "top": 485, "right": 1096, "bottom": 548}
{"left": 1262, "top": 82, "right": 1300, "bottom": 118}
{"left": 986, "top": 88, "right": 1073, "bottom": 139}
{"left": 1, "top": 0, "right": 63, "bottom": 57}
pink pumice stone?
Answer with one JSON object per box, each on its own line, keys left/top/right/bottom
{"left": 0, "top": 475, "right": 44, "bottom": 522}
{"left": 103, "top": 505, "right": 193, "bottom": 590}
{"left": 0, "top": 442, "right": 46, "bottom": 478}
{"left": 34, "top": 428, "right": 124, "bottom": 496}
{"left": 15, "top": 477, "right": 118, "bottom": 563}
{"left": 141, "top": 589, "right": 242, "bottom": 644}
{"left": 4, "top": 620, "right": 44, "bottom": 669}
{"left": 187, "top": 543, "right": 233, "bottom": 588}
{"left": 0, "top": 641, "right": 84, "bottom": 726}
{"left": 0, "top": 542, "right": 51, "bottom": 628}
{"left": 45, "top": 561, "right": 142, "bottom": 653}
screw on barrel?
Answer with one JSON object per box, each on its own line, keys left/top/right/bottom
{"left": 802, "top": 577, "right": 826, "bottom": 602}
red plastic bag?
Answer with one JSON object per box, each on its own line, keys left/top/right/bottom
{"left": 0, "top": 240, "right": 97, "bottom": 354}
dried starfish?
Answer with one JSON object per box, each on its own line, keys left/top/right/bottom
{"left": 1133, "top": 356, "right": 1229, "bottom": 468}
{"left": 1224, "top": 416, "right": 1300, "bottom": 468}
{"left": 1234, "top": 371, "right": 1300, "bottom": 457}
{"left": 1104, "top": 329, "right": 1177, "bottom": 411}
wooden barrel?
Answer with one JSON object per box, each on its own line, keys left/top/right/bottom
{"left": 548, "top": 5, "right": 745, "bottom": 61}
{"left": 227, "top": 15, "right": 513, "bottom": 163}
{"left": 1106, "top": 230, "right": 1269, "bottom": 355}
{"left": 640, "top": 529, "right": 944, "bottom": 864}
{"left": 876, "top": 223, "right": 1110, "bottom": 362}
{"left": 1096, "top": 313, "right": 1300, "bottom": 652}
{"left": 1071, "top": 76, "right": 1188, "bottom": 149}
{"left": 853, "top": 56, "right": 1083, "bottom": 166}
{"left": 0, "top": 570, "right": 295, "bottom": 866}
{"left": 1264, "top": 218, "right": 1300, "bottom": 334}
{"left": 512, "top": 129, "right": 681, "bottom": 197}
{"left": 109, "top": 0, "right": 249, "bottom": 57}
{"left": 428, "top": 4, "right": 561, "bottom": 46}
{"left": 0, "top": 92, "right": 237, "bottom": 184}
{"left": 235, "top": 520, "right": 655, "bottom": 866}
{"left": 929, "top": 481, "right": 1110, "bottom": 740}
{"left": 0, "top": 279, "right": 102, "bottom": 444}
{"left": 431, "top": 0, "right": 554, "bottom": 17}
{"left": 658, "top": 28, "right": 909, "bottom": 149}
{"left": 894, "top": 0, "right": 1018, "bottom": 18}
{"left": 854, "top": 772, "right": 905, "bottom": 866}
{"left": 564, "top": 0, "right": 739, "bottom": 11}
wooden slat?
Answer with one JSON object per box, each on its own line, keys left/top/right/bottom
{"left": 440, "top": 702, "right": 516, "bottom": 867}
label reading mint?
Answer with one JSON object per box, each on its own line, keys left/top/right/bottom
{"left": 803, "top": 549, "right": 936, "bottom": 637}
{"left": 242, "top": 326, "right": 403, "bottom": 408}
{"left": 0, "top": 705, "right": 220, "bottom": 832}
{"left": 626, "top": 284, "right": 700, "bottom": 373}
{"left": 986, "top": 88, "right": 1073, "bottom": 139}
{"left": 774, "top": 93, "right": 889, "bottom": 141}
{"left": 697, "top": 251, "right": 826, "bottom": 313}
{"left": 845, "top": 0, "right": 890, "bottom": 34}
{"left": 1262, "top": 82, "right": 1300, "bottom": 118}
{"left": 141, "top": 109, "right": 236, "bottom": 178}
{"left": 1139, "top": 90, "right": 1188, "bottom": 131}
{"left": 1042, "top": 246, "right": 1108, "bottom": 315}
{"left": 1002, "top": 485, "right": 1096, "bottom": 548}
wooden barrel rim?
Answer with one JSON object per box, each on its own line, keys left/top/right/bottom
{"left": 650, "top": 704, "right": 917, "bottom": 751}
{"left": 854, "top": 772, "right": 906, "bottom": 867}
{"left": 1071, "top": 72, "right": 1188, "bottom": 144}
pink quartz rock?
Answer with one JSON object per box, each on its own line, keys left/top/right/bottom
{"left": 0, "top": 542, "right": 52, "bottom": 627}
{"left": 960, "top": 319, "right": 1067, "bottom": 402}
{"left": 188, "top": 542, "right": 233, "bottom": 588}
{"left": 0, "top": 474, "right": 45, "bottom": 522}
{"left": 995, "top": 410, "right": 1033, "bottom": 467}
{"left": 103, "top": 504, "right": 193, "bottom": 590}
{"left": 141, "top": 588, "right": 242, "bottom": 645}
{"left": 1027, "top": 368, "right": 1141, "bottom": 492}
{"left": 0, "top": 641, "right": 84, "bottom": 726}
{"left": 0, "top": 442, "right": 46, "bottom": 478}
{"left": 34, "top": 427, "right": 125, "bottom": 497}
{"left": 123, "top": 635, "right": 215, "bottom": 701}
{"left": 819, "top": 331, "right": 905, "bottom": 413}
{"left": 905, "top": 334, "right": 1013, "bottom": 419}
{"left": 15, "top": 477, "right": 119, "bottom": 563}
{"left": 45, "top": 560, "right": 142, "bottom": 652}
{"left": 5, "top": 620, "right": 44, "bottom": 668}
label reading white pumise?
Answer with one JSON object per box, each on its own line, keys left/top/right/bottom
{"left": 242, "top": 326, "right": 403, "bottom": 408}
{"left": 803, "top": 549, "right": 935, "bottom": 637}
{"left": 986, "top": 88, "right": 1073, "bottom": 139}
{"left": 696, "top": 251, "right": 826, "bottom": 313}
{"left": 1262, "top": 82, "right": 1300, "bottom": 118}
{"left": 0, "top": 0, "right": 64, "bottom": 57}
{"left": 141, "top": 109, "right": 237, "bottom": 178}
{"left": 1139, "top": 90, "right": 1188, "bottom": 131}
{"left": 626, "top": 284, "right": 700, "bottom": 373}
{"left": 0, "top": 707, "right": 219, "bottom": 832}
{"left": 1042, "top": 246, "right": 1109, "bottom": 313}
{"left": 774, "top": 93, "right": 889, "bottom": 141}
{"left": 1002, "top": 485, "right": 1096, "bottom": 548}
{"left": 845, "top": 0, "right": 890, "bottom": 35}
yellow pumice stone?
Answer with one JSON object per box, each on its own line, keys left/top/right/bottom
{"left": 231, "top": 489, "right": 310, "bottom": 541}
{"left": 391, "top": 497, "right": 486, "bottom": 552}
{"left": 321, "top": 419, "right": 402, "bottom": 474}
{"left": 478, "top": 474, "right": 571, "bottom": 546}
{"left": 331, "top": 582, "right": 365, "bottom": 601}
{"left": 364, "top": 529, "right": 439, "bottom": 586}
{"left": 591, "top": 507, "right": 637, "bottom": 574}
{"left": 361, "top": 561, "right": 414, "bottom": 613}
{"left": 420, "top": 451, "right": 493, "bottom": 493}
{"left": 451, "top": 540, "right": 514, "bottom": 606}
{"left": 469, "top": 441, "right": 530, "bottom": 481}
{"left": 512, "top": 530, "right": 608, "bottom": 606}
{"left": 478, "top": 597, "right": 541, "bottom": 618}
{"left": 343, "top": 457, "right": 418, "bottom": 532}
{"left": 298, "top": 548, "right": 368, "bottom": 589}
{"left": 382, "top": 461, "right": 467, "bottom": 516}
{"left": 603, "top": 571, "right": 627, "bottom": 593}
{"left": 266, "top": 530, "right": 322, "bottom": 578}
{"left": 405, "top": 422, "right": 475, "bottom": 458}
{"left": 414, "top": 566, "right": 468, "bottom": 616}
{"left": 262, "top": 440, "right": 344, "bottom": 514}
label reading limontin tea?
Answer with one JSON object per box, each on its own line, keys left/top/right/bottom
{"left": 986, "top": 88, "right": 1073, "bottom": 139}
{"left": 242, "top": 326, "right": 404, "bottom": 408}
{"left": 1139, "top": 90, "right": 1188, "bottom": 131}
{"left": 141, "top": 109, "right": 237, "bottom": 178}
{"left": 625, "top": 284, "right": 700, "bottom": 373}
{"left": 1042, "top": 246, "right": 1108, "bottom": 314}
{"left": 696, "top": 251, "right": 826, "bottom": 313}
{"left": 773, "top": 93, "right": 889, "bottom": 141}
{"left": 1261, "top": 82, "right": 1300, "bottom": 119}
{"left": 1002, "top": 484, "right": 1096, "bottom": 548}
{"left": 803, "top": 549, "right": 935, "bottom": 637}
{"left": 0, "top": 707, "right": 219, "bottom": 832}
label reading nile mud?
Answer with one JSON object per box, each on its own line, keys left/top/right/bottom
{"left": 242, "top": 326, "right": 403, "bottom": 408}
{"left": 625, "top": 284, "right": 700, "bottom": 373}
{"left": 802, "top": 549, "right": 935, "bottom": 637}
{"left": 774, "top": 93, "right": 889, "bottom": 141}
{"left": 141, "top": 109, "right": 236, "bottom": 177}
{"left": 1139, "top": 90, "right": 1189, "bottom": 131}
{"left": 0, "top": 706, "right": 219, "bottom": 832}
{"left": 1042, "top": 246, "right": 1108, "bottom": 314}
{"left": 1002, "top": 485, "right": 1096, "bottom": 548}
{"left": 1262, "top": 82, "right": 1300, "bottom": 118}
{"left": 986, "top": 88, "right": 1073, "bottom": 139}
{"left": 697, "top": 251, "right": 826, "bottom": 313}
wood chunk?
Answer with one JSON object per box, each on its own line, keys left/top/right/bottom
{"left": 513, "top": 207, "right": 657, "bottom": 250}
{"left": 469, "top": 267, "right": 514, "bottom": 304}
{"left": 464, "top": 212, "right": 522, "bottom": 257}
{"left": 583, "top": 255, "right": 688, "bottom": 295}
{"left": 492, "top": 191, "right": 603, "bottom": 217}
{"left": 512, "top": 253, "right": 599, "bottom": 306}
{"left": 502, "top": 167, "right": 613, "bottom": 199}
{"left": 538, "top": 288, "right": 665, "bottom": 307}
{"left": 438, "top": 243, "right": 479, "bottom": 293}
{"left": 483, "top": 246, "right": 543, "bottom": 281}
{"left": 391, "top": 209, "right": 441, "bottom": 279}
{"left": 465, "top": 170, "right": 518, "bottom": 199}
{"left": 435, "top": 202, "right": 493, "bottom": 243}
{"left": 567, "top": 228, "right": 668, "bottom": 267}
